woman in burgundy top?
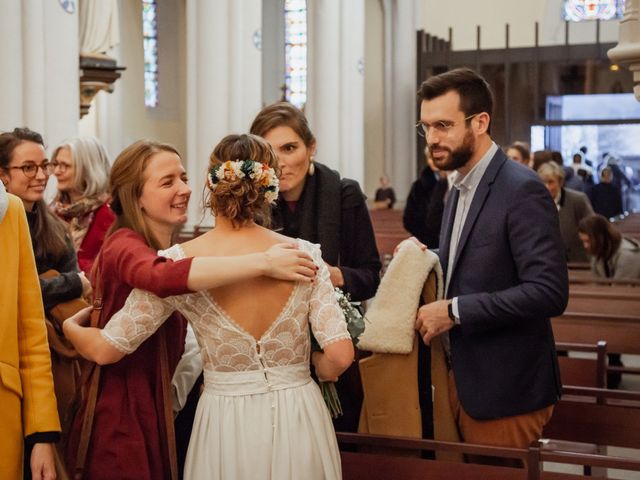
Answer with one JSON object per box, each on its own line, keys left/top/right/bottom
{"left": 64, "top": 140, "right": 317, "bottom": 480}
{"left": 50, "top": 136, "right": 116, "bottom": 275}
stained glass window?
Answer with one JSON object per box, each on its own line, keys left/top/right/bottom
{"left": 284, "top": 0, "right": 307, "bottom": 109}
{"left": 563, "top": 0, "right": 625, "bottom": 21}
{"left": 142, "top": 0, "right": 158, "bottom": 107}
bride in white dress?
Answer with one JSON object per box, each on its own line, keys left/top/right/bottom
{"left": 64, "top": 134, "right": 354, "bottom": 479}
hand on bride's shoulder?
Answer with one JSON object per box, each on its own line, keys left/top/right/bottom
{"left": 264, "top": 243, "right": 317, "bottom": 282}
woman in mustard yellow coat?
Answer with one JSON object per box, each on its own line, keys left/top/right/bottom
{"left": 0, "top": 183, "right": 60, "bottom": 479}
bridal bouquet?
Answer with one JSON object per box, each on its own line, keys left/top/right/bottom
{"left": 313, "top": 288, "right": 366, "bottom": 418}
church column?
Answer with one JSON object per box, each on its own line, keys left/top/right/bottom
{"left": 0, "top": 0, "right": 24, "bottom": 130}
{"left": 306, "top": 0, "right": 365, "bottom": 185}
{"left": 608, "top": 0, "right": 640, "bottom": 101}
{"left": 382, "top": 0, "right": 421, "bottom": 205}
{"left": 0, "top": 0, "right": 78, "bottom": 146}
{"left": 186, "top": 0, "right": 262, "bottom": 228}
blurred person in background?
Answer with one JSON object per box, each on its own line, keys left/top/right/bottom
{"left": 403, "top": 147, "right": 449, "bottom": 249}
{"left": 506, "top": 141, "right": 531, "bottom": 168}
{"left": 538, "top": 161, "right": 593, "bottom": 263}
{"left": 590, "top": 167, "right": 623, "bottom": 220}
{"left": 50, "top": 137, "right": 115, "bottom": 275}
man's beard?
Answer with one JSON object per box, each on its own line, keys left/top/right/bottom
{"left": 429, "top": 129, "right": 475, "bottom": 171}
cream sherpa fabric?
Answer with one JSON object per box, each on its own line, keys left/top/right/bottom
{"left": 358, "top": 239, "right": 443, "bottom": 354}
{"left": 0, "top": 182, "right": 7, "bottom": 224}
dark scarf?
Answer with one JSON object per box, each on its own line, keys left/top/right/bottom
{"left": 272, "top": 162, "right": 343, "bottom": 264}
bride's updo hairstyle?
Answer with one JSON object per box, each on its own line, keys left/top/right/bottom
{"left": 206, "top": 133, "right": 279, "bottom": 227}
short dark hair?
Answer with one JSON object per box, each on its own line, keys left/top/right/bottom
{"left": 418, "top": 67, "right": 494, "bottom": 131}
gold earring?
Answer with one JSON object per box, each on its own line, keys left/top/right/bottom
{"left": 308, "top": 156, "right": 315, "bottom": 176}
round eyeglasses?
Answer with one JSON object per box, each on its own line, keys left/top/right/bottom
{"left": 416, "top": 113, "right": 479, "bottom": 138}
{"left": 51, "top": 160, "right": 72, "bottom": 172}
{"left": 10, "top": 162, "right": 55, "bottom": 178}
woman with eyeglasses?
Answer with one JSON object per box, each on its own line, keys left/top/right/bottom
{"left": 0, "top": 127, "right": 91, "bottom": 478}
{"left": 50, "top": 137, "right": 115, "bottom": 274}
{"left": 0, "top": 128, "right": 92, "bottom": 310}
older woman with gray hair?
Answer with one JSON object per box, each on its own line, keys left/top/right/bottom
{"left": 537, "top": 160, "right": 594, "bottom": 263}
{"left": 50, "top": 136, "right": 115, "bottom": 274}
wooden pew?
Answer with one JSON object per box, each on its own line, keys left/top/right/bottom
{"left": 568, "top": 269, "right": 640, "bottom": 286}
{"left": 556, "top": 341, "right": 607, "bottom": 390}
{"left": 552, "top": 312, "right": 640, "bottom": 355}
{"left": 543, "top": 386, "right": 640, "bottom": 450}
{"left": 537, "top": 439, "right": 640, "bottom": 479}
{"left": 337, "top": 432, "right": 640, "bottom": 479}
{"left": 566, "top": 286, "right": 640, "bottom": 316}
{"left": 555, "top": 285, "right": 640, "bottom": 385}
{"left": 569, "top": 273, "right": 640, "bottom": 286}
{"left": 368, "top": 208, "right": 410, "bottom": 258}
{"left": 337, "top": 433, "right": 532, "bottom": 480}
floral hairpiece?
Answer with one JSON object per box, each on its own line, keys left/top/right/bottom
{"left": 207, "top": 159, "right": 279, "bottom": 204}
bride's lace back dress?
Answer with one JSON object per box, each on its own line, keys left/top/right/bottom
{"left": 102, "top": 239, "right": 350, "bottom": 480}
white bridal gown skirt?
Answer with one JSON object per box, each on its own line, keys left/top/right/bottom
{"left": 184, "top": 363, "right": 342, "bottom": 480}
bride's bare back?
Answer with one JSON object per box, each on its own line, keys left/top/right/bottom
{"left": 181, "top": 224, "right": 300, "bottom": 341}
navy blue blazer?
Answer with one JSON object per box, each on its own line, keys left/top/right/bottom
{"left": 440, "top": 148, "right": 567, "bottom": 420}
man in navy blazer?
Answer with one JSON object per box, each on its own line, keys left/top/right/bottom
{"left": 415, "top": 68, "right": 568, "bottom": 449}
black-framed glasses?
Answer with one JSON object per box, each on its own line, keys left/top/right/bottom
{"left": 51, "top": 160, "right": 72, "bottom": 172}
{"left": 416, "top": 113, "right": 479, "bottom": 138}
{"left": 10, "top": 162, "right": 54, "bottom": 178}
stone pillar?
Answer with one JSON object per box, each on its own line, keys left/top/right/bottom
{"left": 608, "top": 0, "right": 640, "bottom": 101}
{"left": 381, "top": 0, "right": 421, "bottom": 205}
{"left": 186, "top": 0, "right": 262, "bottom": 227}
{"left": 0, "top": 0, "right": 79, "bottom": 146}
{"left": 306, "top": 0, "right": 365, "bottom": 185}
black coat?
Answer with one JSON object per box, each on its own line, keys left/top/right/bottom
{"left": 26, "top": 207, "right": 82, "bottom": 312}
{"left": 403, "top": 168, "right": 447, "bottom": 248}
{"left": 271, "top": 162, "right": 381, "bottom": 302}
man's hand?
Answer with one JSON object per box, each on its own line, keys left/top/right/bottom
{"left": 415, "top": 300, "right": 454, "bottom": 345}
{"left": 325, "top": 263, "right": 345, "bottom": 288}
{"left": 394, "top": 236, "right": 427, "bottom": 256}
{"left": 30, "top": 443, "right": 56, "bottom": 480}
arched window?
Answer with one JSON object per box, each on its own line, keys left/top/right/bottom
{"left": 142, "top": 0, "right": 159, "bottom": 107}
{"left": 563, "top": 0, "right": 625, "bottom": 22}
{"left": 284, "top": 0, "right": 307, "bottom": 108}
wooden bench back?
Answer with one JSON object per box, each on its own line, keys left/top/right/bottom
{"left": 556, "top": 341, "right": 607, "bottom": 389}
{"left": 543, "top": 386, "right": 640, "bottom": 449}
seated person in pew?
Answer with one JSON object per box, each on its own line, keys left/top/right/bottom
{"left": 578, "top": 213, "right": 640, "bottom": 388}
{"left": 414, "top": 68, "right": 567, "bottom": 458}
{"left": 578, "top": 213, "right": 640, "bottom": 282}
